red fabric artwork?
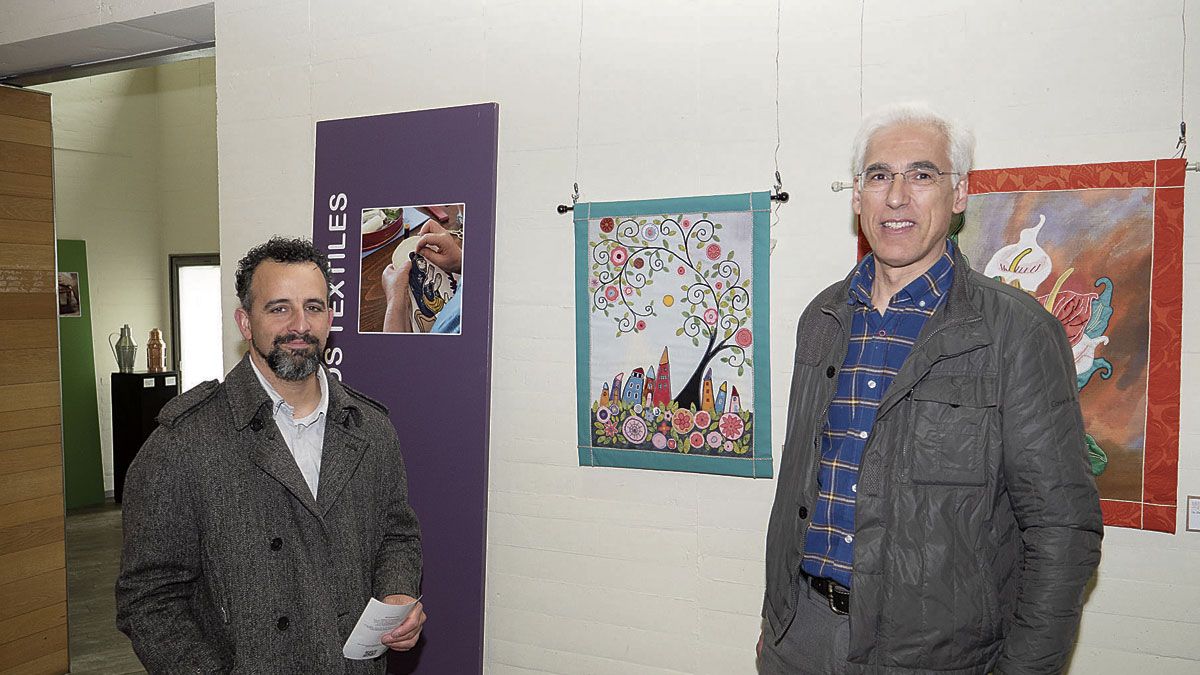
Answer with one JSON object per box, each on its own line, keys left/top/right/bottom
{"left": 857, "top": 159, "right": 1184, "bottom": 533}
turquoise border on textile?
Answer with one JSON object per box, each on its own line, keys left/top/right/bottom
{"left": 574, "top": 192, "right": 773, "bottom": 478}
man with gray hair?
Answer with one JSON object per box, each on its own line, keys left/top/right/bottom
{"left": 759, "top": 104, "right": 1102, "bottom": 674}
{"left": 117, "top": 237, "right": 425, "bottom": 673}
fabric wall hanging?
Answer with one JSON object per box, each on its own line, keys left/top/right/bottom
{"left": 574, "top": 192, "right": 772, "bottom": 477}
{"left": 956, "top": 159, "right": 1184, "bottom": 533}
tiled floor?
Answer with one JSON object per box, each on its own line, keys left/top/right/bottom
{"left": 65, "top": 503, "right": 144, "bottom": 675}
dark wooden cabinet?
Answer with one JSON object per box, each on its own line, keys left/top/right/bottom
{"left": 111, "top": 371, "right": 180, "bottom": 502}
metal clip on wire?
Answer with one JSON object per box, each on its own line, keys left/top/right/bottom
{"left": 557, "top": 183, "right": 580, "bottom": 214}
{"left": 771, "top": 171, "right": 789, "bottom": 202}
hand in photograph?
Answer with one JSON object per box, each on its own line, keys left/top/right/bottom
{"left": 381, "top": 259, "right": 414, "bottom": 333}
{"left": 414, "top": 221, "right": 463, "bottom": 274}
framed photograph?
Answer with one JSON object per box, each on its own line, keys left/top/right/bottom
{"left": 357, "top": 203, "right": 464, "bottom": 335}
{"left": 58, "top": 272, "right": 81, "bottom": 317}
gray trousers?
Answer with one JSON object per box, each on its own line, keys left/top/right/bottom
{"left": 759, "top": 580, "right": 851, "bottom": 675}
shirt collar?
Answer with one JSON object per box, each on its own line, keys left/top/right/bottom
{"left": 848, "top": 238, "right": 956, "bottom": 309}
{"left": 248, "top": 356, "right": 329, "bottom": 427}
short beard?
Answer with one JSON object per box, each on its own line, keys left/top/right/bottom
{"left": 255, "top": 332, "right": 321, "bottom": 381}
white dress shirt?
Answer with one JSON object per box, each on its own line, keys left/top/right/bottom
{"left": 248, "top": 357, "right": 329, "bottom": 498}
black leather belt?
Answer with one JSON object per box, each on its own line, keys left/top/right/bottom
{"left": 804, "top": 573, "right": 850, "bottom": 615}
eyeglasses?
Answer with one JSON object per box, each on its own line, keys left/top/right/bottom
{"left": 857, "top": 167, "right": 960, "bottom": 192}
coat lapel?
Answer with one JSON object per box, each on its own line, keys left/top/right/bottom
{"left": 225, "top": 356, "right": 323, "bottom": 518}
{"left": 315, "top": 378, "right": 369, "bottom": 517}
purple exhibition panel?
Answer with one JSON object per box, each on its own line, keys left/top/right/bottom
{"left": 311, "top": 103, "right": 497, "bottom": 674}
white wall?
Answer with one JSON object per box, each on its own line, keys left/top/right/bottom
{"left": 7, "top": 0, "right": 1187, "bottom": 671}
{"left": 157, "top": 58, "right": 219, "bottom": 260}
{"left": 36, "top": 57, "right": 217, "bottom": 491}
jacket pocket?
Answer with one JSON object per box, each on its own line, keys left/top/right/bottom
{"left": 908, "top": 375, "right": 996, "bottom": 486}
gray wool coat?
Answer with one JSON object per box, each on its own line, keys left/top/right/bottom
{"left": 116, "top": 356, "right": 422, "bottom": 674}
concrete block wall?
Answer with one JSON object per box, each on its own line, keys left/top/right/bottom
{"left": 208, "top": 2, "right": 1200, "bottom": 673}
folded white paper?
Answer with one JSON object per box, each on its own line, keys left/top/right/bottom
{"left": 342, "top": 597, "right": 420, "bottom": 660}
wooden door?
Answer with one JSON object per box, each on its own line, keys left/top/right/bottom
{"left": 0, "top": 85, "right": 68, "bottom": 675}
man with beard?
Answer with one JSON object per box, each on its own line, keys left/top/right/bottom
{"left": 117, "top": 237, "right": 424, "bottom": 673}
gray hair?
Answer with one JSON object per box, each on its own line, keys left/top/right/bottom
{"left": 850, "top": 102, "right": 975, "bottom": 177}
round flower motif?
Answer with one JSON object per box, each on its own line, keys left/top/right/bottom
{"left": 623, "top": 286, "right": 633, "bottom": 296}
{"left": 715, "top": 281, "right": 723, "bottom": 290}
{"left": 589, "top": 277, "right": 600, "bottom": 289}
{"left": 667, "top": 438, "right": 677, "bottom": 450}
{"left": 610, "top": 246, "right": 628, "bottom": 266}
{"left": 596, "top": 407, "right": 610, "bottom": 423}
{"left": 652, "top": 432, "right": 668, "bottom": 449}
{"left": 652, "top": 407, "right": 661, "bottom": 418}
{"left": 642, "top": 224, "right": 660, "bottom": 241}
{"left": 657, "top": 421, "right": 671, "bottom": 435}
{"left": 706, "top": 243, "right": 722, "bottom": 260}
{"left": 672, "top": 409, "right": 695, "bottom": 434}
{"left": 735, "top": 327, "right": 753, "bottom": 348}
{"left": 694, "top": 410, "right": 712, "bottom": 429}
{"left": 663, "top": 295, "right": 675, "bottom": 307}
{"left": 603, "top": 421, "right": 617, "bottom": 437}
{"left": 689, "top": 431, "right": 705, "bottom": 449}
{"left": 703, "top": 308, "right": 719, "bottom": 325}
{"left": 600, "top": 217, "right": 615, "bottom": 233}
{"left": 622, "top": 416, "right": 648, "bottom": 444}
{"left": 719, "top": 413, "right": 745, "bottom": 441}
{"left": 723, "top": 440, "right": 733, "bottom": 452}
{"left": 707, "top": 431, "right": 723, "bottom": 448}
{"left": 677, "top": 266, "right": 686, "bottom": 275}
{"left": 632, "top": 257, "right": 645, "bottom": 269}
{"left": 682, "top": 219, "right": 692, "bottom": 229}
{"left": 604, "top": 285, "right": 619, "bottom": 302}
{"left": 634, "top": 403, "right": 643, "bottom": 414}
{"left": 608, "top": 404, "right": 619, "bottom": 415}
{"left": 635, "top": 320, "right": 647, "bottom": 331}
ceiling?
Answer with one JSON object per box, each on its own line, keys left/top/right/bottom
{"left": 0, "top": 4, "right": 214, "bottom": 85}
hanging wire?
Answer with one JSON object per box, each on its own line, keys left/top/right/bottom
{"left": 558, "top": 1, "right": 587, "bottom": 213}
{"left": 858, "top": 0, "right": 866, "bottom": 118}
{"left": 771, "top": 0, "right": 785, "bottom": 231}
{"left": 574, "top": 0, "right": 585, "bottom": 186}
{"left": 1175, "top": 0, "right": 1188, "bottom": 158}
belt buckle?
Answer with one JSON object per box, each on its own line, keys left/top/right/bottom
{"left": 825, "top": 583, "right": 850, "bottom": 615}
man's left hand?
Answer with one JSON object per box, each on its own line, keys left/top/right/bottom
{"left": 380, "top": 594, "right": 425, "bottom": 651}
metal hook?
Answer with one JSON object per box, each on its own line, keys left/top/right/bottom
{"left": 770, "top": 171, "right": 788, "bottom": 202}
{"left": 558, "top": 183, "right": 582, "bottom": 214}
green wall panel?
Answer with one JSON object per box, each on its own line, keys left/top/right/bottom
{"left": 57, "top": 239, "right": 105, "bottom": 508}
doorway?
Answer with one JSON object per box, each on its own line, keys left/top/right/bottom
{"left": 170, "top": 254, "right": 223, "bottom": 392}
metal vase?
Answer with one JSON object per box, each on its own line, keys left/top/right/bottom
{"left": 108, "top": 324, "right": 138, "bottom": 373}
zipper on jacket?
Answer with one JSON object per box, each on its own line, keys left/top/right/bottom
{"left": 787, "top": 305, "right": 849, "bottom": 617}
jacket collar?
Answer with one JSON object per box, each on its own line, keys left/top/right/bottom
{"left": 226, "top": 354, "right": 370, "bottom": 519}
{"left": 226, "top": 354, "right": 364, "bottom": 431}
{"left": 817, "top": 242, "right": 993, "bottom": 417}
{"left": 821, "top": 240, "right": 984, "bottom": 332}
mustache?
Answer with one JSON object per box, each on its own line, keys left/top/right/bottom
{"left": 273, "top": 332, "right": 319, "bottom": 348}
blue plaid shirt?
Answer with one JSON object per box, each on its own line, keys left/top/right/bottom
{"left": 800, "top": 240, "right": 956, "bottom": 588}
